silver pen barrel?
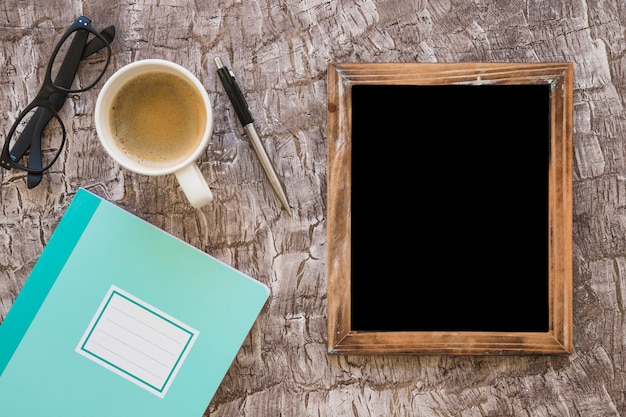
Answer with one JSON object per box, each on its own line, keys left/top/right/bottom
{"left": 243, "top": 124, "right": 292, "bottom": 216}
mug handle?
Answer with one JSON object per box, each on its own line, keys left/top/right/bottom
{"left": 174, "top": 163, "right": 213, "bottom": 208}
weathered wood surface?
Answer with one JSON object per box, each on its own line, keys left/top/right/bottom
{"left": 0, "top": 0, "right": 624, "bottom": 416}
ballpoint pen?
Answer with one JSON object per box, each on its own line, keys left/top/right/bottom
{"left": 214, "top": 57, "right": 292, "bottom": 216}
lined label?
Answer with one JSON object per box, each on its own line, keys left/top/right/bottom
{"left": 76, "top": 285, "right": 198, "bottom": 397}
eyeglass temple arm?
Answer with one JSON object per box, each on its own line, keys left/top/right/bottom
{"left": 82, "top": 26, "right": 115, "bottom": 59}
{"left": 23, "top": 29, "right": 89, "bottom": 187}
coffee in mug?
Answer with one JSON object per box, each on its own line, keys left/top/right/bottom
{"left": 95, "top": 59, "right": 214, "bottom": 208}
{"left": 109, "top": 71, "right": 206, "bottom": 169}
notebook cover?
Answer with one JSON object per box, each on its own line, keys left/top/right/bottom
{"left": 0, "top": 188, "right": 269, "bottom": 416}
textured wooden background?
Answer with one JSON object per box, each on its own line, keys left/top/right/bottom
{"left": 0, "top": 0, "right": 624, "bottom": 416}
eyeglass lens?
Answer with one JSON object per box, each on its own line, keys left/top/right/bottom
{"left": 6, "top": 106, "right": 65, "bottom": 172}
{"left": 49, "top": 27, "right": 110, "bottom": 92}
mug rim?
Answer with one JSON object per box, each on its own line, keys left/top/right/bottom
{"left": 95, "top": 59, "right": 213, "bottom": 176}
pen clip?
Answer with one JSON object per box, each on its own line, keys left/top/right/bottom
{"left": 215, "top": 58, "right": 254, "bottom": 126}
{"left": 228, "top": 74, "right": 254, "bottom": 126}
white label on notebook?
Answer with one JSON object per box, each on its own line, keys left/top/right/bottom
{"left": 76, "top": 285, "right": 199, "bottom": 398}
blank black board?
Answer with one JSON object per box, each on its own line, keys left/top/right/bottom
{"left": 350, "top": 84, "right": 551, "bottom": 333}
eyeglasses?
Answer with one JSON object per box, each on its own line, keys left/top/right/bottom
{"left": 0, "top": 16, "right": 114, "bottom": 188}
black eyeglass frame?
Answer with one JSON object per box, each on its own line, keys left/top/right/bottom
{"left": 0, "top": 16, "right": 112, "bottom": 174}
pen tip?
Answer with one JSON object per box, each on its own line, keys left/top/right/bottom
{"left": 214, "top": 57, "right": 223, "bottom": 69}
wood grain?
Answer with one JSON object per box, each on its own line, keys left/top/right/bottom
{"left": 0, "top": 0, "right": 624, "bottom": 415}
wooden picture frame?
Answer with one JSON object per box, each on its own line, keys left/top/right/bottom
{"left": 326, "top": 62, "right": 573, "bottom": 355}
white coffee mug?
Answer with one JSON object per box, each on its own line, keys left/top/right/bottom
{"left": 95, "top": 59, "right": 213, "bottom": 208}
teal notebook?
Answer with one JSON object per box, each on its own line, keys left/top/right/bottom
{"left": 0, "top": 188, "right": 269, "bottom": 416}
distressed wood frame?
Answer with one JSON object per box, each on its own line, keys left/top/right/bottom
{"left": 326, "top": 62, "right": 573, "bottom": 355}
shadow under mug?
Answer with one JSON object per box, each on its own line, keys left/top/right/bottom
{"left": 95, "top": 59, "right": 213, "bottom": 208}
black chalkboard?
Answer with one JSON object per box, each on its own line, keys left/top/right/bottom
{"left": 327, "top": 62, "right": 573, "bottom": 355}
{"left": 350, "top": 84, "right": 551, "bottom": 332}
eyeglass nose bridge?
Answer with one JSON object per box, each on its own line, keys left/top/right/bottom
{"left": 31, "top": 81, "right": 67, "bottom": 108}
